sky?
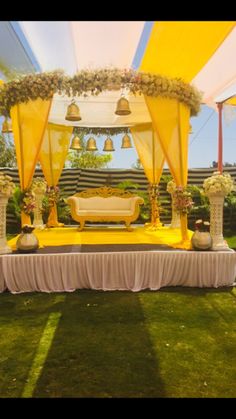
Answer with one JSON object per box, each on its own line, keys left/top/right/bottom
{"left": 2, "top": 104, "right": 236, "bottom": 169}
{"left": 101, "top": 104, "right": 236, "bottom": 169}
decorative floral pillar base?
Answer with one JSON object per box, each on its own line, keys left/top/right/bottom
{"left": 0, "top": 193, "right": 12, "bottom": 254}
{"left": 170, "top": 198, "right": 181, "bottom": 228}
{"left": 208, "top": 192, "right": 233, "bottom": 252}
{"left": 33, "top": 193, "right": 45, "bottom": 229}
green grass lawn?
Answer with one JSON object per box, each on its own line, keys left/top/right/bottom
{"left": 0, "top": 287, "right": 236, "bottom": 398}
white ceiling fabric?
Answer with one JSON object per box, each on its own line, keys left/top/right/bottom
{"left": 17, "top": 21, "right": 236, "bottom": 112}
{"left": 49, "top": 91, "right": 151, "bottom": 127}
{"left": 70, "top": 21, "right": 145, "bottom": 70}
{"left": 191, "top": 26, "right": 236, "bottom": 106}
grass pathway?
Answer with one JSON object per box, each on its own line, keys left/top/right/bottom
{"left": 0, "top": 288, "right": 235, "bottom": 398}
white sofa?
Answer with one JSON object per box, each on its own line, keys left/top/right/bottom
{"left": 67, "top": 187, "right": 144, "bottom": 231}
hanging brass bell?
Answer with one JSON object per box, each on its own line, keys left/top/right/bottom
{"left": 65, "top": 101, "right": 81, "bottom": 121}
{"left": 115, "top": 97, "right": 131, "bottom": 115}
{"left": 121, "top": 134, "right": 132, "bottom": 149}
{"left": 86, "top": 137, "right": 98, "bottom": 151}
{"left": 103, "top": 137, "right": 115, "bottom": 152}
{"left": 2, "top": 117, "right": 13, "bottom": 133}
{"left": 70, "top": 135, "right": 82, "bottom": 151}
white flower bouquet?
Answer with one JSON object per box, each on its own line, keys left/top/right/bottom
{"left": 167, "top": 180, "right": 177, "bottom": 194}
{"left": 0, "top": 172, "right": 15, "bottom": 196}
{"left": 31, "top": 177, "right": 47, "bottom": 194}
{"left": 203, "top": 171, "right": 235, "bottom": 196}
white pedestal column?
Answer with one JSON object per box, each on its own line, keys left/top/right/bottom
{"left": 33, "top": 193, "right": 45, "bottom": 229}
{"left": 0, "top": 193, "right": 12, "bottom": 254}
{"left": 208, "top": 192, "right": 233, "bottom": 251}
{"left": 170, "top": 195, "right": 181, "bottom": 228}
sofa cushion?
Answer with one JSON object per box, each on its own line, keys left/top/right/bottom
{"left": 78, "top": 196, "right": 132, "bottom": 210}
{"left": 77, "top": 210, "right": 133, "bottom": 216}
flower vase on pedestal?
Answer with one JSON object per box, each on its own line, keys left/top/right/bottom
{"left": 207, "top": 192, "right": 233, "bottom": 251}
{"left": 0, "top": 193, "right": 12, "bottom": 254}
{"left": 33, "top": 192, "right": 45, "bottom": 229}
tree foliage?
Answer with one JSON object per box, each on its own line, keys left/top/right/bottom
{"left": 0, "top": 134, "right": 16, "bottom": 167}
{"left": 66, "top": 134, "right": 112, "bottom": 169}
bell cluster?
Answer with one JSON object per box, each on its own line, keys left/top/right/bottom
{"left": 68, "top": 95, "right": 133, "bottom": 152}
{"left": 70, "top": 133, "right": 133, "bottom": 152}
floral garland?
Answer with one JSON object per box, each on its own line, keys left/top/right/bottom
{"left": 74, "top": 126, "right": 130, "bottom": 137}
{"left": 203, "top": 171, "right": 235, "bottom": 196}
{"left": 0, "top": 68, "right": 202, "bottom": 117}
{"left": 166, "top": 179, "right": 177, "bottom": 195}
{"left": 0, "top": 172, "right": 15, "bottom": 196}
{"left": 46, "top": 186, "right": 60, "bottom": 208}
{"left": 172, "top": 186, "right": 193, "bottom": 215}
{"left": 20, "top": 189, "right": 36, "bottom": 215}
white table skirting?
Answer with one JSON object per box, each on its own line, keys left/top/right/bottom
{"left": 0, "top": 251, "right": 236, "bottom": 294}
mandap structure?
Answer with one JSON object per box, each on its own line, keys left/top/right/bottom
{"left": 0, "top": 68, "right": 201, "bottom": 246}
{"left": 1, "top": 21, "right": 236, "bottom": 248}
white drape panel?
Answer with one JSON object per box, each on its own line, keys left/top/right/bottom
{"left": 0, "top": 251, "right": 235, "bottom": 294}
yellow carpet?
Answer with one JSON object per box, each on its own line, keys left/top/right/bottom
{"left": 8, "top": 226, "right": 193, "bottom": 250}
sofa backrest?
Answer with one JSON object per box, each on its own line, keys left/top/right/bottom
{"left": 78, "top": 196, "right": 133, "bottom": 210}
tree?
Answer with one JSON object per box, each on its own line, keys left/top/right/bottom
{"left": 211, "top": 161, "right": 236, "bottom": 168}
{"left": 66, "top": 133, "right": 112, "bottom": 169}
{"left": 0, "top": 134, "right": 16, "bottom": 167}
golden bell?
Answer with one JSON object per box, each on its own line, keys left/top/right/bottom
{"left": 121, "top": 134, "right": 132, "bottom": 149}
{"left": 70, "top": 135, "right": 82, "bottom": 151}
{"left": 65, "top": 102, "right": 81, "bottom": 121}
{"left": 2, "top": 117, "right": 13, "bottom": 133}
{"left": 115, "top": 97, "right": 131, "bottom": 115}
{"left": 103, "top": 137, "right": 115, "bottom": 152}
{"left": 86, "top": 137, "right": 98, "bottom": 151}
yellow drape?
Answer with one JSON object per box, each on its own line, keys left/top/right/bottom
{"left": 130, "top": 123, "right": 165, "bottom": 227}
{"left": 144, "top": 96, "right": 190, "bottom": 243}
{"left": 39, "top": 123, "right": 73, "bottom": 227}
{"left": 10, "top": 98, "right": 52, "bottom": 226}
{"left": 140, "top": 21, "right": 235, "bottom": 81}
{"left": 130, "top": 123, "right": 165, "bottom": 184}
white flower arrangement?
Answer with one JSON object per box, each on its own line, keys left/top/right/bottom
{"left": 0, "top": 172, "right": 15, "bottom": 196}
{"left": 167, "top": 180, "right": 177, "bottom": 194}
{"left": 203, "top": 171, "right": 235, "bottom": 196}
{"left": 31, "top": 177, "right": 47, "bottom": 194}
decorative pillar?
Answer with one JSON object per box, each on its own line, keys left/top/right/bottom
{"left": 33, "top": 192, "right": 45, "bottom": 228}
{"left": 32, "top": 178, "right": 47, "bottom": 229}
{"left": 0, "top": 193, "right": 12, "bottom": 254}
{"left": 207, "top": 192, "right": 232, "bottom": 251}
{"left": 170, "top": 194, "right": 181, "bottom": 228}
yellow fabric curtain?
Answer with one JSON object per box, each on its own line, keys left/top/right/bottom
{"left": 144, "top": 96, "right": 190, "bottom": 243}
{"left": 130, "top": 123, "right": 165, "bottom": 184}
{"left": 39, "top": 123, "right": 73, "bottom": 227}
{"left": 10, "top": 98, "right": 52, "bottom": 226}
{"left": 140, "top": 21, "right": 235, "bottom": 81}
{"left": 130, "top": 123, "right": 165, "bottom": 227}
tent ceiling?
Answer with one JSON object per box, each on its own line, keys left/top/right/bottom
{"left": 5, "top": 21, "right": 236, "bottom": 109}
{"left": 49, "top": 91, "right": 151, "bottom": 127}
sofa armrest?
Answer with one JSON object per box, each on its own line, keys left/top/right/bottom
{"left": 67, "top": 196, "right": 80, "bottom": 212}
{"left": 130, "top": 196, "right": 144, "bottom": 212}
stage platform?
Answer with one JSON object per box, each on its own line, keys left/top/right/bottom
{"left": 0, "top": 226, "right": 235, "bottom": 294}
{"left": 8, "top": 225, "right": 193, "bottom": 250}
